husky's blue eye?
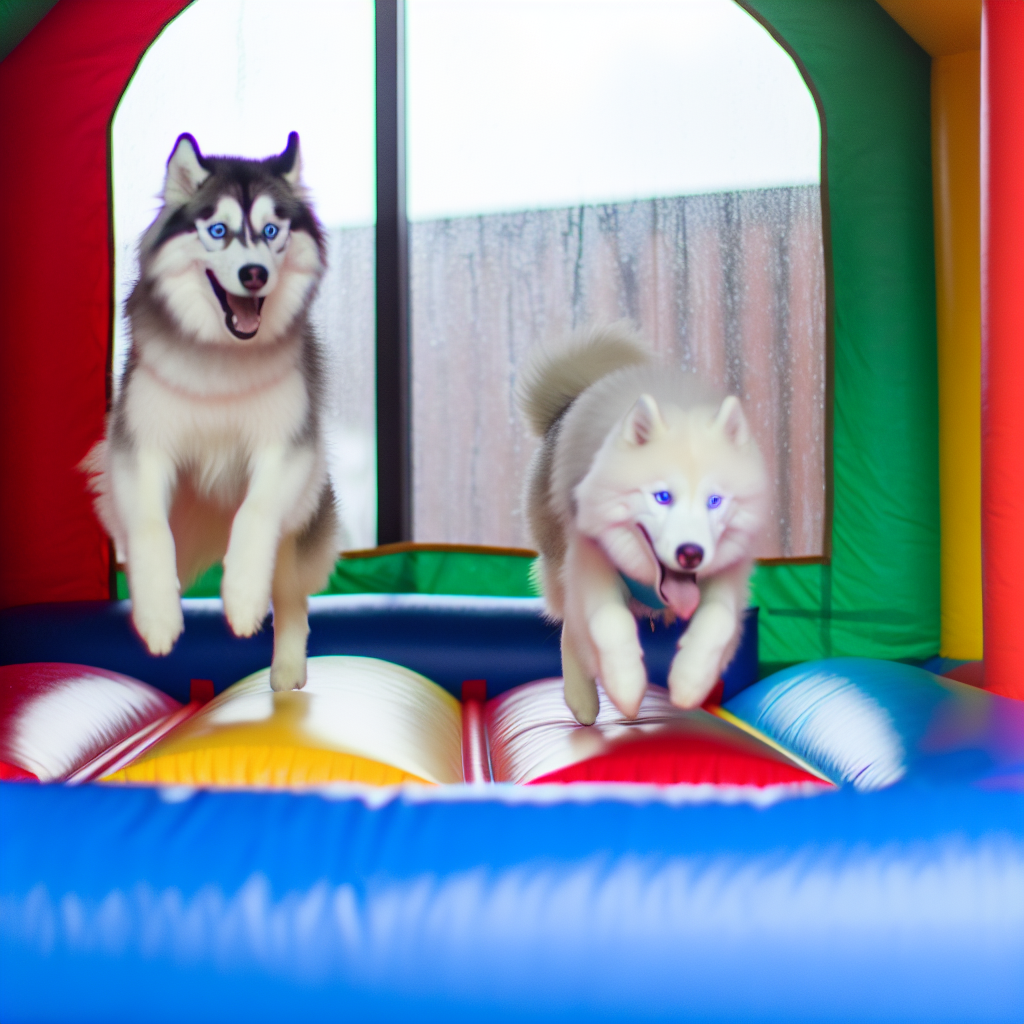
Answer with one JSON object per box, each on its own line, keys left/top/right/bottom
{"left": 263, "top": 223, "right": 279, "bottom": 240}
{"left": 707, "top": 494, "right": 723, "bottom": 509}
{"left": 208, "top": 223, "right": 227, "bottom": 239}
{"left": 653, "top": 491, "right": 672, "bottom": 506}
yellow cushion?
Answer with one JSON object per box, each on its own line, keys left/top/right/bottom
{"left": 101, "top": 657, "right": 463, "bottom": 789}
{"left": 104, "top": 745, "right": 428, "bottom": 787}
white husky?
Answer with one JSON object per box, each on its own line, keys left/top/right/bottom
{"left": 85, "top": 133, "right": 338, "bottom": 691}
{"left": 520, "top": 324, "right": 769, "bottom": 724}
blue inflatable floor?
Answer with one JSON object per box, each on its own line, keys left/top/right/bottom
{"left": 1, "top": 596, "right": 1022, "bottom": 1022}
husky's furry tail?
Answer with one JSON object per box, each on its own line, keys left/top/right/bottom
{"left": 80, "top": 441, "right": 121, "bottom": 546}
{"left": 518, "top": 322, "right": 649, "bottom": 436}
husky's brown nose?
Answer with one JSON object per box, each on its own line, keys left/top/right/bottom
{"left": 239, "top": 264, "right": 268, "bottom": 291}
{"left": 676, "top": 543, "right": 704, "bottom": 570}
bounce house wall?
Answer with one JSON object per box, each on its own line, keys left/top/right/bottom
{"left": 0, "top": 1, "right": 58, "bottom": 62}
{"left": 0, "top": 0, "right": 942, "bottom": 671}
{"left": 981, "top": 0, "right": 1024, "bottom": 700}
{"left": 932, "top": 50, "right": 984, "bottom": 660}
{"left": 746, "top": 0, "right": 940, "bottom": 668}
{"left": 0, "top": 0, "right": 190, "bottom": 611}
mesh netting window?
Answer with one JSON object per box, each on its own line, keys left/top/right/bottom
{"left": 112, "top": 0, "right": 377, "bottom": 549}
{"left": 407, "top": 0, "right": 826, "bottom": 559}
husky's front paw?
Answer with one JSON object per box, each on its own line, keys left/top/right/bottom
{"left": 668, "top": 604, "right": 735, "bottom": 708}
{"left": 270, "top": 652, "right": 307, "bottom": 691}
{"left": 562, "top": 643, "right": 599, "bottom": 725}
{"left": 590, "top": 604, "right": 646, "bottom": 718}
{"left": 131, "top": 590, "right": 184, "bottom": 656}
{"left": 221, "top": 569, "right": 271, "bottom": 638}
{"left": 667, "top": 652, "right": 719, "bottom": 709}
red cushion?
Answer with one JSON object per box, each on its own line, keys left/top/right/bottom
{"left": 487, "top": 677, "right": 828, "bottom": 788}
{"left": 530, "top": 729, "right": 822, "bottom": 786}
{"left": 0, "top": 663, "right": 179, "bottom": 782}
{"left": 0, "top": 760, "right": 38, "bottom": 782}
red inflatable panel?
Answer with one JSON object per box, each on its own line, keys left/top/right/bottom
{"left": 487, "top": 678, "right": 827, "bottom": 789}
{"left": 981, "top": 0, "right": 1024, "bottom": 700}
{"left": 0, "top": 662, "right": 180, "bottom": 782}
{"left": 0, "top": 0, "right": 189, "bottom": 610}
{"left": 531, "top": 730, "right": 824, "bottom": 787}
{"left": 0, "top": 761, "right": 38, "bottom": 782}
{"left": 943, "top": 660, "right": 986, "bottom": 690}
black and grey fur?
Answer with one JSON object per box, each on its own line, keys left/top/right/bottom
{"left": 85, "top": 134, "right": 339, "bottom": 690}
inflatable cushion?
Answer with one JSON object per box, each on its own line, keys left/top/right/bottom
{"left": 0, "top": 663, "right": 180, "bottom": 782}
{"left": 487, "top": 678, "right": 828, "bottom": 789}
{"left": 105, "top": 657, "right": 463, "bottom": 787}
{"left": 725, "top": 657, "right": 1024, "bottom": 790}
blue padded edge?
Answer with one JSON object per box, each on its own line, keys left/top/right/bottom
{"left": 920, "top": 655, "right": 968, "bottom": 675}
{"left": 1, "top": 780, "right": 1022, "bottom": 1023}
{"left": 0, "top": 597, "right": 758, "bottom": 703}
{"left": 724, "top": 657, "right": 1024, "bottom": 790}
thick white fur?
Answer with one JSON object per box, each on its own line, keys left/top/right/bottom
{"left": 521, "top": 325, "right": 769, "bottom": 724}
{"left": 85, "top": 136, "right": 337, "bottom": 691}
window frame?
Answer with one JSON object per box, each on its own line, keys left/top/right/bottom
{"left": 375, "top": 0, "right": 834, "bottom": 559}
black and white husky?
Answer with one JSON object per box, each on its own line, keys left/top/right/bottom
{"left": 86, "top": 133, "right": 338, "bottom": 690}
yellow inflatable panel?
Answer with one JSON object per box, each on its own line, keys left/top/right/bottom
{"left": 875, "top": 0, "right": 979, "bottom": 57}
{"left": 104, "top": 746, "right": 428, "bottom": 787}
{"left": 932, "top": 50, "right": 983, "bottom": 659}
{"left": 103, "top": 656, "right": 463, "bottom": 788}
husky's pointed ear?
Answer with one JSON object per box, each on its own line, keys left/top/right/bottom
{"left": 622, "top": 394, "right": 665, "bottom": 446}
{"left": 270, "top": 131, "right": 302, "bottom": 186}
{"left": 164, "top": 134, "right": 210, "bottom": 206}
{"left": 713, "top": 395, "right": 750, "bottom": 446}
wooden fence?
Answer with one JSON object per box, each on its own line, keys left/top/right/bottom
{"left": 408, "top": 186, "right": 826, "bottom": 557}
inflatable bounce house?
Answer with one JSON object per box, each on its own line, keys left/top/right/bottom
{"left": 1, "top": 0, "right": 1023, "bottom": 1020}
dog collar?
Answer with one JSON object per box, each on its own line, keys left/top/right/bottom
{"left": 619, "top": 571, "right": 666, "bottom": 611}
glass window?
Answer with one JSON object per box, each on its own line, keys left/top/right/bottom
{"left": 406, "top": 0, "right": 825, "bottom": 558}
{"left": 111, "top": 0, "right": 377, "bottom": 548}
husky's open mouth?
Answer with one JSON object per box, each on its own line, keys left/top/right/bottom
{"left": 637, "top": 524, "right": 700, "bottom": 619}
{"left": 206, "top": 271, "right": 264, "bottom": 340}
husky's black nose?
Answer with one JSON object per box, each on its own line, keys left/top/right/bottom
{"left": 239, "top": 264, "right": 269, "bottom": 291}
{"left": 676, "top": 543, "right": 704, "bottom": 570}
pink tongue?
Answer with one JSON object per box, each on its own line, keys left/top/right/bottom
{"left": 226, "top": 292, "right": 261, "bottom": 333}
{"left": 659, "top": 571, "right": 700, "bottom": 620}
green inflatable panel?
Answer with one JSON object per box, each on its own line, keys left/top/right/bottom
{"left": 744, "top": 0, "right": 940, "bottom": 670}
